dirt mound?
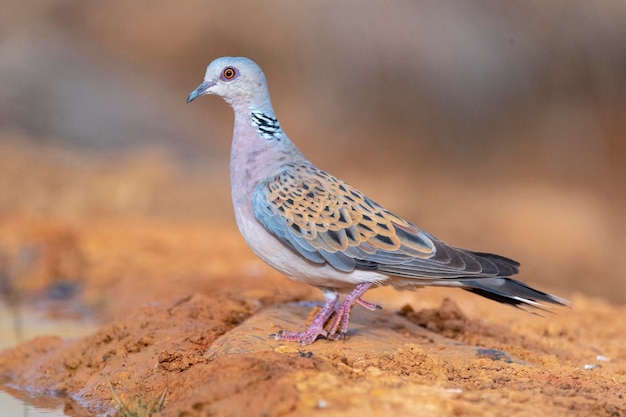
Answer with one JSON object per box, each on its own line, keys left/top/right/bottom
{"left": 0, "top": 216, "right": 624, "bottom": 417}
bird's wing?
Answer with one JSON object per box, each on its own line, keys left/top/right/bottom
{"left": 252, "top": 163, "right": 518, "bottom": 278}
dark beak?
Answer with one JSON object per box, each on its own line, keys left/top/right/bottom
{"left": 186, "top": 81, "right": 215, "bottom": 103}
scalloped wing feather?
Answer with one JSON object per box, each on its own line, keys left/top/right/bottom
{"left": 252, "top": 163, "right": 519, "bottom": 278}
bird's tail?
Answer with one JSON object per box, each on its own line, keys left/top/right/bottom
{"left": 461, "top": 277, "right": 569, "bottom": 312}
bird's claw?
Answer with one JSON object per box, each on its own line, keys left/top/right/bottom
{"left": 270, "top": 283, "right": 374, "bottom": 345}
{"left": 269, "top": 328, "right": 329, "bottom": 345}
{"left": 327, "top": 331, "right": 346, "bottom": 341}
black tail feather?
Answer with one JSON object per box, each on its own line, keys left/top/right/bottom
{"left": 462, "top": 277, "right": 569, "bottom": 310}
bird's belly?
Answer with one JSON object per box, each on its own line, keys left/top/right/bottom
{"left": 234, "top": 206, "right": 388, "bottom": 290}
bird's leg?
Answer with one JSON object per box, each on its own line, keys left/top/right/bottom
{"left": 327, "top": 283, "right": 373, "bottom": 340}
{"left": 271, "top": 290, "right": 338, "bottom": 345}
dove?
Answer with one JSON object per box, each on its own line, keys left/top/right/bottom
{"left": 187, "top": 56, "right": 568, "bottom": 345}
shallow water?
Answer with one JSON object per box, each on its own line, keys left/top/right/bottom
{"left": 0, "top": 390, "right": 68, "bottom": 417}
{"left": 0, "top": 302, "right": 96, "bottom": 350}
{"left": 0, "top": 302, "right": 97, "bottom": 416}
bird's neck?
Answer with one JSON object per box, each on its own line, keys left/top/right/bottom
{"left": 229, "top": 106, "right": 305, "bottom": 204}
{"left": 249, "top": 107, "right": 285, "bottom": 142}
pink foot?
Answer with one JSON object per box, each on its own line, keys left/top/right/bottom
{"left": 356, "top": 298, "right": 382, "bottom": 311}
{"left": 271, "top": 283, "right": 375, "bottom": 345}
{"left": 270, "top": 290, "right": 338, "bottom": 345}
{"left": 325, "top": 283, "right": 373, "bottom": 341}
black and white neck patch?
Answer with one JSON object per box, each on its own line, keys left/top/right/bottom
{"left": 250, "top": 110, "right": 284, "bottom": 141}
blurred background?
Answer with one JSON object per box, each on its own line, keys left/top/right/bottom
{"left": 0, "top": 0, "right": 624, "bottom": 302}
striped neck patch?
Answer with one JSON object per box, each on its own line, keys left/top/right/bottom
{"left": 250, "top": 110, "right": 284, "bottom": 141}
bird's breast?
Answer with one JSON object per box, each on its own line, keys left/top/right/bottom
{"left": 227, "top": 116, "right": 387, "bottom": 289}
{"left": 230, "top": 176, "right": 388, "bottom": 290}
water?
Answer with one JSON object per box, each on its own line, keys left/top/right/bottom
{"left": 0, "top": 302, "right": 97, "bottom": 416}
{"left": 0, "top": 390, "right": 67, "bottom": 417}
{"left": 0, "top": 303, "right": 96, "bottom": 350}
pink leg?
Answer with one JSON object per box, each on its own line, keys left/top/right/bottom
{"left": 326, "top": 283, "right": 373, "bottom": 340}
{"left": 271, "top": 290, "right": 338, "bottom": 345}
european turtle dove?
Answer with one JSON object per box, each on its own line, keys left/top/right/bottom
{"left": 187, "top": 57, "right": 568, "bottom": 345}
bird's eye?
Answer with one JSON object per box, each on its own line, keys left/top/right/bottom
{"left": 222, "top": 67, "right": 237, "bottom": 80}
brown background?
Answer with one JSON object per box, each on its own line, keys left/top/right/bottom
{"left": 2, "top": 0, "right": 624, "bottom": 302}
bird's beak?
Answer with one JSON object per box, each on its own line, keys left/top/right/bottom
{"left": 186, "top": 81, "right": 216, "bottom": 103}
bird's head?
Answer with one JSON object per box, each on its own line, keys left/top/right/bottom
{"left": 187, "top": 56, "right": 271, "bottom": 110}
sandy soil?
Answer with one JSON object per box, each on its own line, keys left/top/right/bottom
{"left": 0, "top": 212, "right": 624, "bottom": 417}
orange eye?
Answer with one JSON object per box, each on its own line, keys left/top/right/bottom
{"left": 223, "top": 67, "right": 236, "bottom": 79}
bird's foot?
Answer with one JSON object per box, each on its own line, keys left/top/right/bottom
{"left": 270, "top": 290, "right": 338, "bottom": 346}
{"left": 356, "top": 298, "right": 382, "bottom": 311}
{"left": 270, "top": 283, "right": 375, "bottom": 345}
{"left": 326, "top": 283, "right": 373, "bottom": 339}
{"left": 271, "top": 326, "right": 328, "bottom": 346}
